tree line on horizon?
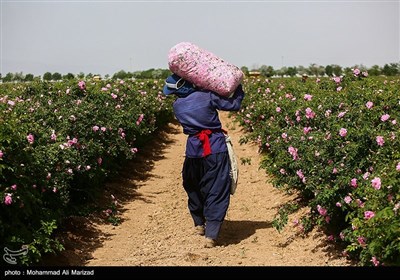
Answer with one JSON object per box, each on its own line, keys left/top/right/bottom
{"left": 1, "top": 62, "right": 399, "bottom": 83}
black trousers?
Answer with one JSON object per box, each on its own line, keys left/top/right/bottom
{"left": 182, "top": 152, "right": 231, "bottom": 240}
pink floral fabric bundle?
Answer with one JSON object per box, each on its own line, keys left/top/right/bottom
{"left": 168, "top": 42, "right": 244, "bottom": 97}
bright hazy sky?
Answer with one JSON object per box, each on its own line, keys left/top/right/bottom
{"left": 1, "top": 0, "right": 399, "bottom": 76}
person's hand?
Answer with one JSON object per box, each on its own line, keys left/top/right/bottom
{"left": 235, "top": 84, "right": 244, "bottom": 94}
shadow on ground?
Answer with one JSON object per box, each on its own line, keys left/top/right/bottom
{"left": 38, "top": 121, "right": 181, "bottom": 266}
{"left": 219, "top": 219, "right": 273, "bottom": 246}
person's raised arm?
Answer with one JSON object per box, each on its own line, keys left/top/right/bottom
{"left": 210, "top": 84, "right": 245, "bottom": 111}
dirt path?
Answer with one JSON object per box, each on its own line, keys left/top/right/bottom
{"left": 44, "top": 112, "right": 352, "bottom": 266}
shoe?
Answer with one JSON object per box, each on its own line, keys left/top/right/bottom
{"left": 194, "top": 225, "right": 205, "bottom": 236}
{"left": 204, "top": 238, "right": 217, "bottom": 248}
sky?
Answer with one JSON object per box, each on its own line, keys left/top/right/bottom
{"left": 1, "top": 0, "right": 399, "bottom": 76}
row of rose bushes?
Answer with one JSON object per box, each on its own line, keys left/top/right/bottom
{"left": 236, "top": 72, "right": 400, "bottom": 266}
{"left": 0, "top": 78, "right": 174, "bottom": 265}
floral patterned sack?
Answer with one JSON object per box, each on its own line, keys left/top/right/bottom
{"left": 168, "top": 42, "right": 244, "bottom": 97}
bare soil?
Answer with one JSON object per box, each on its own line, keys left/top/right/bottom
{"left": 41, "top": 112, "right": 353, "bottom": 267}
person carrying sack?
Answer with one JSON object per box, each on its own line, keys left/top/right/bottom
{"left": 162, "top": 73, "right": 245, "bottom": 248}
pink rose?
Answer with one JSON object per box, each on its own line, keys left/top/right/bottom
{"left": 27, "top": 134, "right": 35, "bottom": 144}
{"left": 317, "top": 205, "right": 327, "bottom": 216}
{"left": 376, "top": 136, "right": 384, "bottom": 146}
{"left": 381, "top": 114, "right": 390, "bottom": 122}
{"left": 353, "top": 68, "right": 361, "bottom": 76}
{"left": 4, "top": 193, "right": 12, "bottom": 205}
{"left": 364, "top": 211, "right": 375, "bottom": 220}
{"left": 371, "top": 257, "right": 379, "bottom": 266}
{"left": 344, "top": 196, "right": 352, "bottom": 204}
{"left": 304, "top": 94, "right": 312, "bottom": 101}
{"left": 365, "top": 101, "right": 373, "bottom": 109}
{"left": 371, "top": 177, "right": 381, "bottom": 190}
{"left": 78, "top": 81, "right": 86, "bottom": 90}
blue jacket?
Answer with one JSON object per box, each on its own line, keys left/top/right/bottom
{"left": 173, "top": 85, "right": 245, "bottom": 158}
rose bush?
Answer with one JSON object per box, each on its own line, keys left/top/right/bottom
{"left": 236, "top": 73, "right": 400, "bottom": 266}
{"left": 0, "top": 78, "right": 174, "bottom": 265}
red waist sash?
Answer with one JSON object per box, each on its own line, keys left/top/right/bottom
{"left": 195, "top": 128, "right": 227, "bottom": 157}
